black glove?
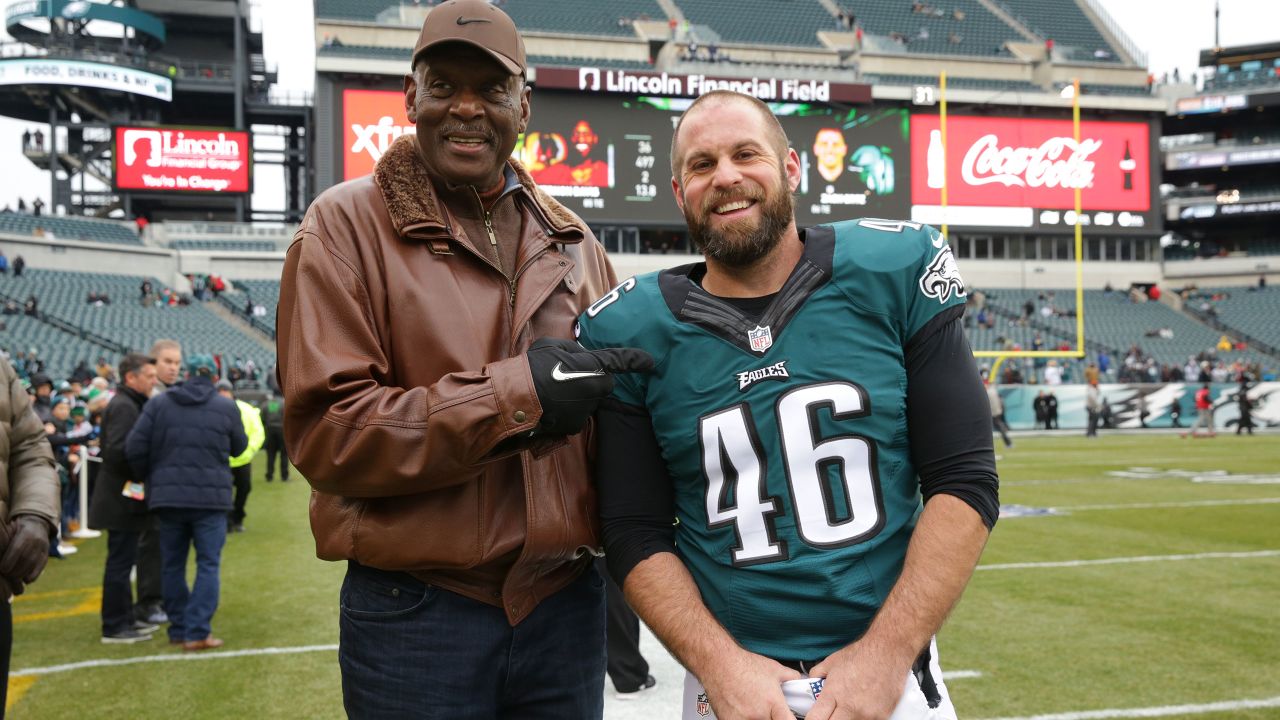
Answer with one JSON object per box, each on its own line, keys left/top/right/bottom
{"left": 0, "top": 516, "right": 52, "bottom": 594}
{"left": 526, "top": 337, "right": 654, "bottom": 436}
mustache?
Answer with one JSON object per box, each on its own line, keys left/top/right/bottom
{"left": 701, "top": 187, "right": 762, "bottom": 213}
{"left": 438, "top": 124, "right": 495, "bottom": 143}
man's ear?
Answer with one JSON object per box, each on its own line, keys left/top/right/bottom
{"left": 403, "top": 70, "right": 418, "bottom": 124}
{"left": 784, "top": 148, "right": 802, "bottom": 192}
{"left": 672, "top": 176, "right": 685, "bottom": 213}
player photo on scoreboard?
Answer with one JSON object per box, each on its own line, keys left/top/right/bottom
{"left": 519, "top": 119, "right": 615, "bottom": 188}
{"left": 789, "top": 106, "right": 911, "bottom": 225}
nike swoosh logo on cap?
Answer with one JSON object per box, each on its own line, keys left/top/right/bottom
{"left": 551, "top": 363, "right": 605, "bottom": 382}
{"left": 456, "top": 16, "right": 492, "bottom": 25}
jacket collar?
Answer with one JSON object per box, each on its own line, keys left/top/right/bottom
{"left": 373, "top": 134, "right": 586, "bottom": 242}
{"left": 119, "top": 385, "right": 150, "bottom": 406}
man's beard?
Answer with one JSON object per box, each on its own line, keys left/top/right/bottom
{"left": 684, "top": 169, "right": 794, "bottom": 269}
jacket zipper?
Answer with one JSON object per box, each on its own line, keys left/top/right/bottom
{"left": 470, "top": 186, "right": 517, "bottom": 308}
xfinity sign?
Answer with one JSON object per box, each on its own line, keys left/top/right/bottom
{"left": 114, "top": 126, "right": 251, "bottom": 194}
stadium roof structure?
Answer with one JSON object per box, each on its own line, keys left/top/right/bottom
{"left": 312, "top": 0, "right": 1162, "bottom": 111}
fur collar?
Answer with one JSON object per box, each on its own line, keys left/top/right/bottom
{"left": 373, "top": 134, "right": 586, "bottom": 240}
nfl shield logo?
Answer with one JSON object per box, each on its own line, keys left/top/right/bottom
{"left": 748, "top": 325, "right": 773, "bottom": 353}
{"left": 697, "top": 692, "right": 711, "bottom": 716}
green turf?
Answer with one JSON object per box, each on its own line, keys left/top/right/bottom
{"left": 8, "top": 435, "right": 1280, "bottom": 718}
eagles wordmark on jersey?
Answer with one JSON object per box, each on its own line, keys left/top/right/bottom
{"left": 578, "top": 219, "right": 966, "bottom": 660}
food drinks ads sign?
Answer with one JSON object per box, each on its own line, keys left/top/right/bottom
{"left": 114, "top": 127, "right": 250, "bottom": 193}
{"left": 909, "top": 115, "right": 1150, "bottom": 228}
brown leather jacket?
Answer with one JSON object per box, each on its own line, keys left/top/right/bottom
{"left": 1, "top": 358, "right": 60, "bottom": 544}
{"left": 277, "top": 135, "right": 618, "bottom": 625}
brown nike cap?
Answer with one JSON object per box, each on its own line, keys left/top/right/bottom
{"left": 412, "top": 0, "right": 526, "bottom": 76}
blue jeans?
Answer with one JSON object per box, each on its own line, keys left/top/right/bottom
{"left": 155, "top": 508, "right": 227, "bottom": 643}
{"left": 339, "top": 561, "right": 606, "bottom": 719}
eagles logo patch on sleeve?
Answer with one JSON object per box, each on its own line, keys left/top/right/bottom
{"left": 918, "top": 246, "right": 966, "bottom": 304}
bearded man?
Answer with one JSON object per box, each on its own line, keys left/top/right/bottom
{"left": 576, "top": 90, "right": 999, "bottom": 720}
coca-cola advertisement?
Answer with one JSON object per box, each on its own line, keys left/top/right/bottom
{"left": 114, "top": 126, "right": 251, "bottom": 194}
{"left": 910, "top": 115, "right": 1152, "bottom": 231}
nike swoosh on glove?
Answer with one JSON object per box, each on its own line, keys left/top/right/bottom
{"left": 526, "top": 337, "right": 654, "bottom": 436}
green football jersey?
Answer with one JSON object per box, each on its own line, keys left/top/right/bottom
{"left": 577, "top": 219, "right": 967, "bottom": 660}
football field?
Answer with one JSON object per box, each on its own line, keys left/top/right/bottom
{"left": 7, "top": 432, "right": 1278, "bottom": 719}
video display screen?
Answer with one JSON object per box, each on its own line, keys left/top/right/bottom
{"left": 520, "top": 91, "right": 911, "bottom": 226}
{"left": 335, "top": 88, "right": 908, "bottom": 226}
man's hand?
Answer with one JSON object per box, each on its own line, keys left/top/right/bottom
{"left": 701, "top": 648, "right": 803, "bottom": 720}
{"left": 526, "top": 337, "right": 653, "bottom": 436}
{"left": 0, "top": 516, "right": 53, "bottom": 593}
{"left": 804, "top": 641, "right": 911, "bottom": 720}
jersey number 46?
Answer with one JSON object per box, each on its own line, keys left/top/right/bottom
{"left": 701, "top": 382, "right": 884, "bottom": 566}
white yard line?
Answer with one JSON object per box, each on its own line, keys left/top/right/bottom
{"left": 978, "top": 549, "right": 1280, "bottom": 571}
{"left": 1056, "top": 497, "right": 1280, "bottom": 511}
{"left": 975, "top": 695, "right": 1280, "bottom": 720}
{"left": 11, "top": 643, "right": 339, "bottom": 677}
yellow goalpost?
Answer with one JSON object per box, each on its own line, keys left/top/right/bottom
{"left": 936, "top": 72, "right": 1088, "bottom": 375}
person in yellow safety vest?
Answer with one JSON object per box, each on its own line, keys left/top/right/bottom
{"left": 216, "top": 380, "right": 264, "bottom": 532}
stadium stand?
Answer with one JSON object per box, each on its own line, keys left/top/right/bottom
{"left": 991, "top": 0, "right": 1120, "bottom": 61}
{"left": 226, "top": 279, "right": 281, "bottom": 335}
{"left": 1078, "top": 83, "right": 1151, "bottom": 97}
{"left": 977, "top": 288, "right": 1273, "bottom": 370}
{"left": 317, "top": 44, "right": 409, "bottom": 61}
{"left": 674, "top": 0, "right": 834, "bottom": 48}
{"left": 501, "top": 0, "right": 665, "bottom": 38}
{"left": 1193, "top": 287, "right": 1280, "bottom": 353}
{"left": 843, "top": 0, "right": 1018, "bottom": 58}
{"left": 0, "top": 211, "right": 141, "bottom": 246}
{"left": 0, "top": 269, "right": 274, "bottom": 377}
{"left": 867, "top": 74, "right": 1042, "bottom": 93}
{"left": 316, "top": 0, "right": 665, "bottom": 37}
{"left": 314, "top": 0, "right": 388, "bottom": 21}
{"left": 171, "top": 239, "right": 279, "bottom": 252}
{"left": 0, "top": 312, "right": 115, "bottom": 382}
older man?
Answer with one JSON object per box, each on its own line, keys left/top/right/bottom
{"left": 277, "top": 1, "right": 650, "bottom": 715}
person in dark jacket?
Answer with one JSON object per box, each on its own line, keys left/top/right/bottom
{"left": 28, "top": 373, "right": 54, "bottom": 424}
{"left": 91, "top": 353, "right": 158, "bottom": 643}
{"left": 125, "top": 354, "right": 247, "bottom": 652}
{"left": 259, "top": 393, "right": 288, "bottom": 482}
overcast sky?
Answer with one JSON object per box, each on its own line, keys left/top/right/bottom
{"left": 0, "top": 0, "right": 1276, "bottom": 215}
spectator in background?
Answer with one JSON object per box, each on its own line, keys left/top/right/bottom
{"left": 1046, "top": 391, "right": 1059, "bottom": 429}
{"left": 1043, "top": 359, "right": 1063, "bottom": 386}
{"left": 1085, "top": 380, "right": 1101, "bottom": 437}
{"left": 0, "top": 250, "right": 7, "bottom": 275}
{"left": 133, "top": 338, "right": 184, "bottom": 625}
{"left": 11, "top": 255, "right": 22, "bottom": 277}
{"left": 1033, "top": 391, "right": 1049, "bottom": 429}
{"left": 28, "top": 373, "right": 54, "bottom": 423}
{"left": 1236, "top": 381, "right": 1255, "bottom": 436}
{"left": 44, "top": 397, "right": 93, "bottom": 552}
{"left": 91, "top": 353, "right": 159, "bottom": 644}
{"left": 1084, "top": 362, "right": 1100, "bottom": 385}
{"left": 1097, "top": 350, "right": 1111, "bottom": 378}
{"left": 150, "top": 340, "right": 183, "bottom": 392}
{"left": 216, "top": 380, "right": 263, "bottom": 533}
{"left": 259, "top": 393, "right": 288, "bottom": 483}
{"left": 1260, "top": 275, "right": 1267, "bottom": 291}
{"left": 986, "top": 377, "right": 1013, "bottom": 448}
{"left": 1, "top": 356, "right": 61, "bottom": 709}
{"left": 23, "top": 295, "right": 37, "bottom": 317}
{"left": 125, "top": 354, "right": 247, "bottom": 652}
{"left": 31, "top": 198, "right": 43, "bottom": 217}
{"left": 1188, "top": 383, "right": 1216, "bottom": 438}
